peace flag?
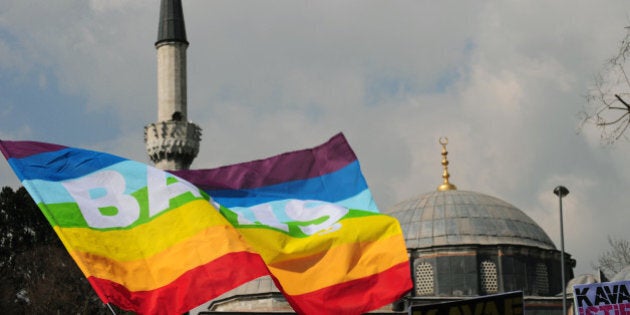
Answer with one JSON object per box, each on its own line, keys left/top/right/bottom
{"left": 174, "top": 133, "right": 412, "bottom": 315}
{"left": 0, "top": 140, "right": 269, "bottom": 314}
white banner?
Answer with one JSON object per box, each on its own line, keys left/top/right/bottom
{"left": 573, "top": 280, "right": 630, "bottom": 315}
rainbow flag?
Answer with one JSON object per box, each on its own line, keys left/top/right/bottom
{"left": 174, "top": 133, "right": 412, "bottom": 314}
{"left": 0, "top": 140, "right": 269, "bottom": 314}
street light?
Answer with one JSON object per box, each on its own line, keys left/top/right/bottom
{"left": 554, "top": 185, "right": 569, "bottom": 315}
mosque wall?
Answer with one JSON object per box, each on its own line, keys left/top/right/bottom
{"left": 410, "top": 245, "right": 574, "bottom": 299}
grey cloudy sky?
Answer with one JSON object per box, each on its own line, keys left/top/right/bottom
{"left": 1, "top": 0, "right": 629, "bottom": 277}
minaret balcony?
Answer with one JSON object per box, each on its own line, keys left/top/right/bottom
{"left": 144, "top": 120, "right": 201, "bottom": 170}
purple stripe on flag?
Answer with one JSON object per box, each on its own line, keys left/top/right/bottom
{"left": 0, "top": 140, "right": 67, "bottom": 159}
{"left": 172, "top": 133, "right": 357, "bottom": 190}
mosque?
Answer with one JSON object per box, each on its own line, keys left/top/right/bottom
{"left": 147, "top": 1, "right": 612, "bottom": 314}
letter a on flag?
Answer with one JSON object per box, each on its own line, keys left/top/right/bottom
{"left": 0, "top": 140, "right": 269, "bottom": 314}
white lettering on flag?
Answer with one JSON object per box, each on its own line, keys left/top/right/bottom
{"left": 246, "top": 203, "right": 289, "bottom": 232}
{"left": 62, "top": 170, "right": 140, "bottom": 228}
{"left": 62, "top": 167, "right": 203, "bottom": 229}
{"left": 285, "top": 200, "right": 348, "bottom": 235}
{"left": 238, "top": 200, "right": 349, "bottom": 235}
{"left": 147, "top": 167, "right": 201, "bottom": 217}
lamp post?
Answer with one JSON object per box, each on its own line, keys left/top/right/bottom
{"left": 554, "top": 185, "right": 569, "bottom": 315}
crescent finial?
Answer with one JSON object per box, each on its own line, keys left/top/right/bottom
{"left": 437, "top": 137, "right": 457, "bottom": 191}
{"left": 439, "top": 137, "right": 448, "bottom": 146}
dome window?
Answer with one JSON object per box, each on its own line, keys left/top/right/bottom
{"left": 534, "top": 263, "right": 549, "bottom": 295}
{"left": 415, "top": 262, "right": 435, "bottom": 296}
{"left": 480, "top": 260, "right": 498, "bottom": 294}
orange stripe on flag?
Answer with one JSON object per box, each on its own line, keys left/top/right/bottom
{"left": 267, "top": 234, "right": 408, "bottom": 295}
{"left": 89, "top": 251, "right": 269, "bottom": 315}
{"left": 69, "top": 225, "right": 256, "bottom": 291}
{"left": 284, "top": 261, "right": 412, "bottom": 315}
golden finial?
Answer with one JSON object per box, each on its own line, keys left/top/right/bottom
{"left": 437, "top": 137, "right": 457, "bottom": 191}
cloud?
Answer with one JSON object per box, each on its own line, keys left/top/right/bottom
{"left": 1, "top": 0, "right": 630, "bottom": 279}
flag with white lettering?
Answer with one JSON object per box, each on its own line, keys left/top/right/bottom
{"left": 573, "top": 280, "right": 630, "bottom": 315}
{"left": 0, "top": 140, "right": 269, "bottom": 314}
{"left": 173, "top": 133, "right": 412, "bottom": 315}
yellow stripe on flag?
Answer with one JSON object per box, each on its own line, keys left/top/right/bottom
{"left": 55, "top": 199, "right": 230, "bottom": 261}
{"left": 67, "top": 225, "right": 255, "bottom": 291}
{"left": 237, "top": 215, "right": 403, "bottom": 261}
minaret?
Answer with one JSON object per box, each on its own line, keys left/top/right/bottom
{"left": 144, "top": 0, "right": 201, "bottom": 170}
{"left": 437, "top": 137, "right": 457, "bottom": 191}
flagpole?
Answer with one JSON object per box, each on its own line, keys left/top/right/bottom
{"left": 106, "top": 303, "right": 118, "bottom": 315}
{"left": 553, "top": 186, "right": 569, "bottom": 315}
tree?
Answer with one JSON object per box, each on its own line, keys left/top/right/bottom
{"left": 580, "top": 28, "right": 630, "bottom": 144}
{"left": 592, "top": 235, "right": 630, "bottom": 279}
{"left": 0, "top": 186, "right": 114, "bottom": 314}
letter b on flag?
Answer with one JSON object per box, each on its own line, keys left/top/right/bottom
{"left": 62, "top": 170, "right": 140, "bottom": 228}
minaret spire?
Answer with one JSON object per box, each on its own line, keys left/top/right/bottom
{"left": 145, "top": 0, "right": 201, "bottom": 170}
{"left": 156, "top": 0, "right": 188, "bottom": 46}
{"left": 437, "top": 137, "right": 457, "bottom": 191}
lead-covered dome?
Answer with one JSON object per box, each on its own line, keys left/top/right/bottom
{"left": 386, "top": 189, "right": 555, "bottom": 250}
{"left": 386, "top": 139, "right": 570, "bottom": 300}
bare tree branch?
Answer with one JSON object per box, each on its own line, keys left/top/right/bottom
{"left": 597, "top": 112, "right": 630, "bottom": 126}
{"left": 579, "top": 27, "right": 630, "bottom": 144}
{"left": 615, "top": 94, "right": 630, "bottom": 109}
{"left": 592, "top": 235, "right": 630, "bottom": 279}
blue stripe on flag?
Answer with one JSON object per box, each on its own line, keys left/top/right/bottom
{"left": 206, "top": 161, "right": 369, "bottom": 207}
{"left": 8, "top": 147, "right": 125, "bottom": 181}
{"left": 21, "top": 160, "right": 151, "bottom": 204}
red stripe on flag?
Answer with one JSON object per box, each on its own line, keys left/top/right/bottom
{"left": 282, "top": 261, "right": 412, "bottom": 315}
{"left": 88, "top": 251, "right": 268, "bottom": 315}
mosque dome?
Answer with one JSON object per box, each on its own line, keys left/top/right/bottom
{"left": 385, "top": 138, "right": 572, "bottom": 299}
{"left": 205, "top": 276, "right": 290, "bottom": 312}
{"left": 386, "top": 137, "right": 555, "bottom": 251}
{"left": 387, "top": 189, "right": 556, "bottom": 250}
